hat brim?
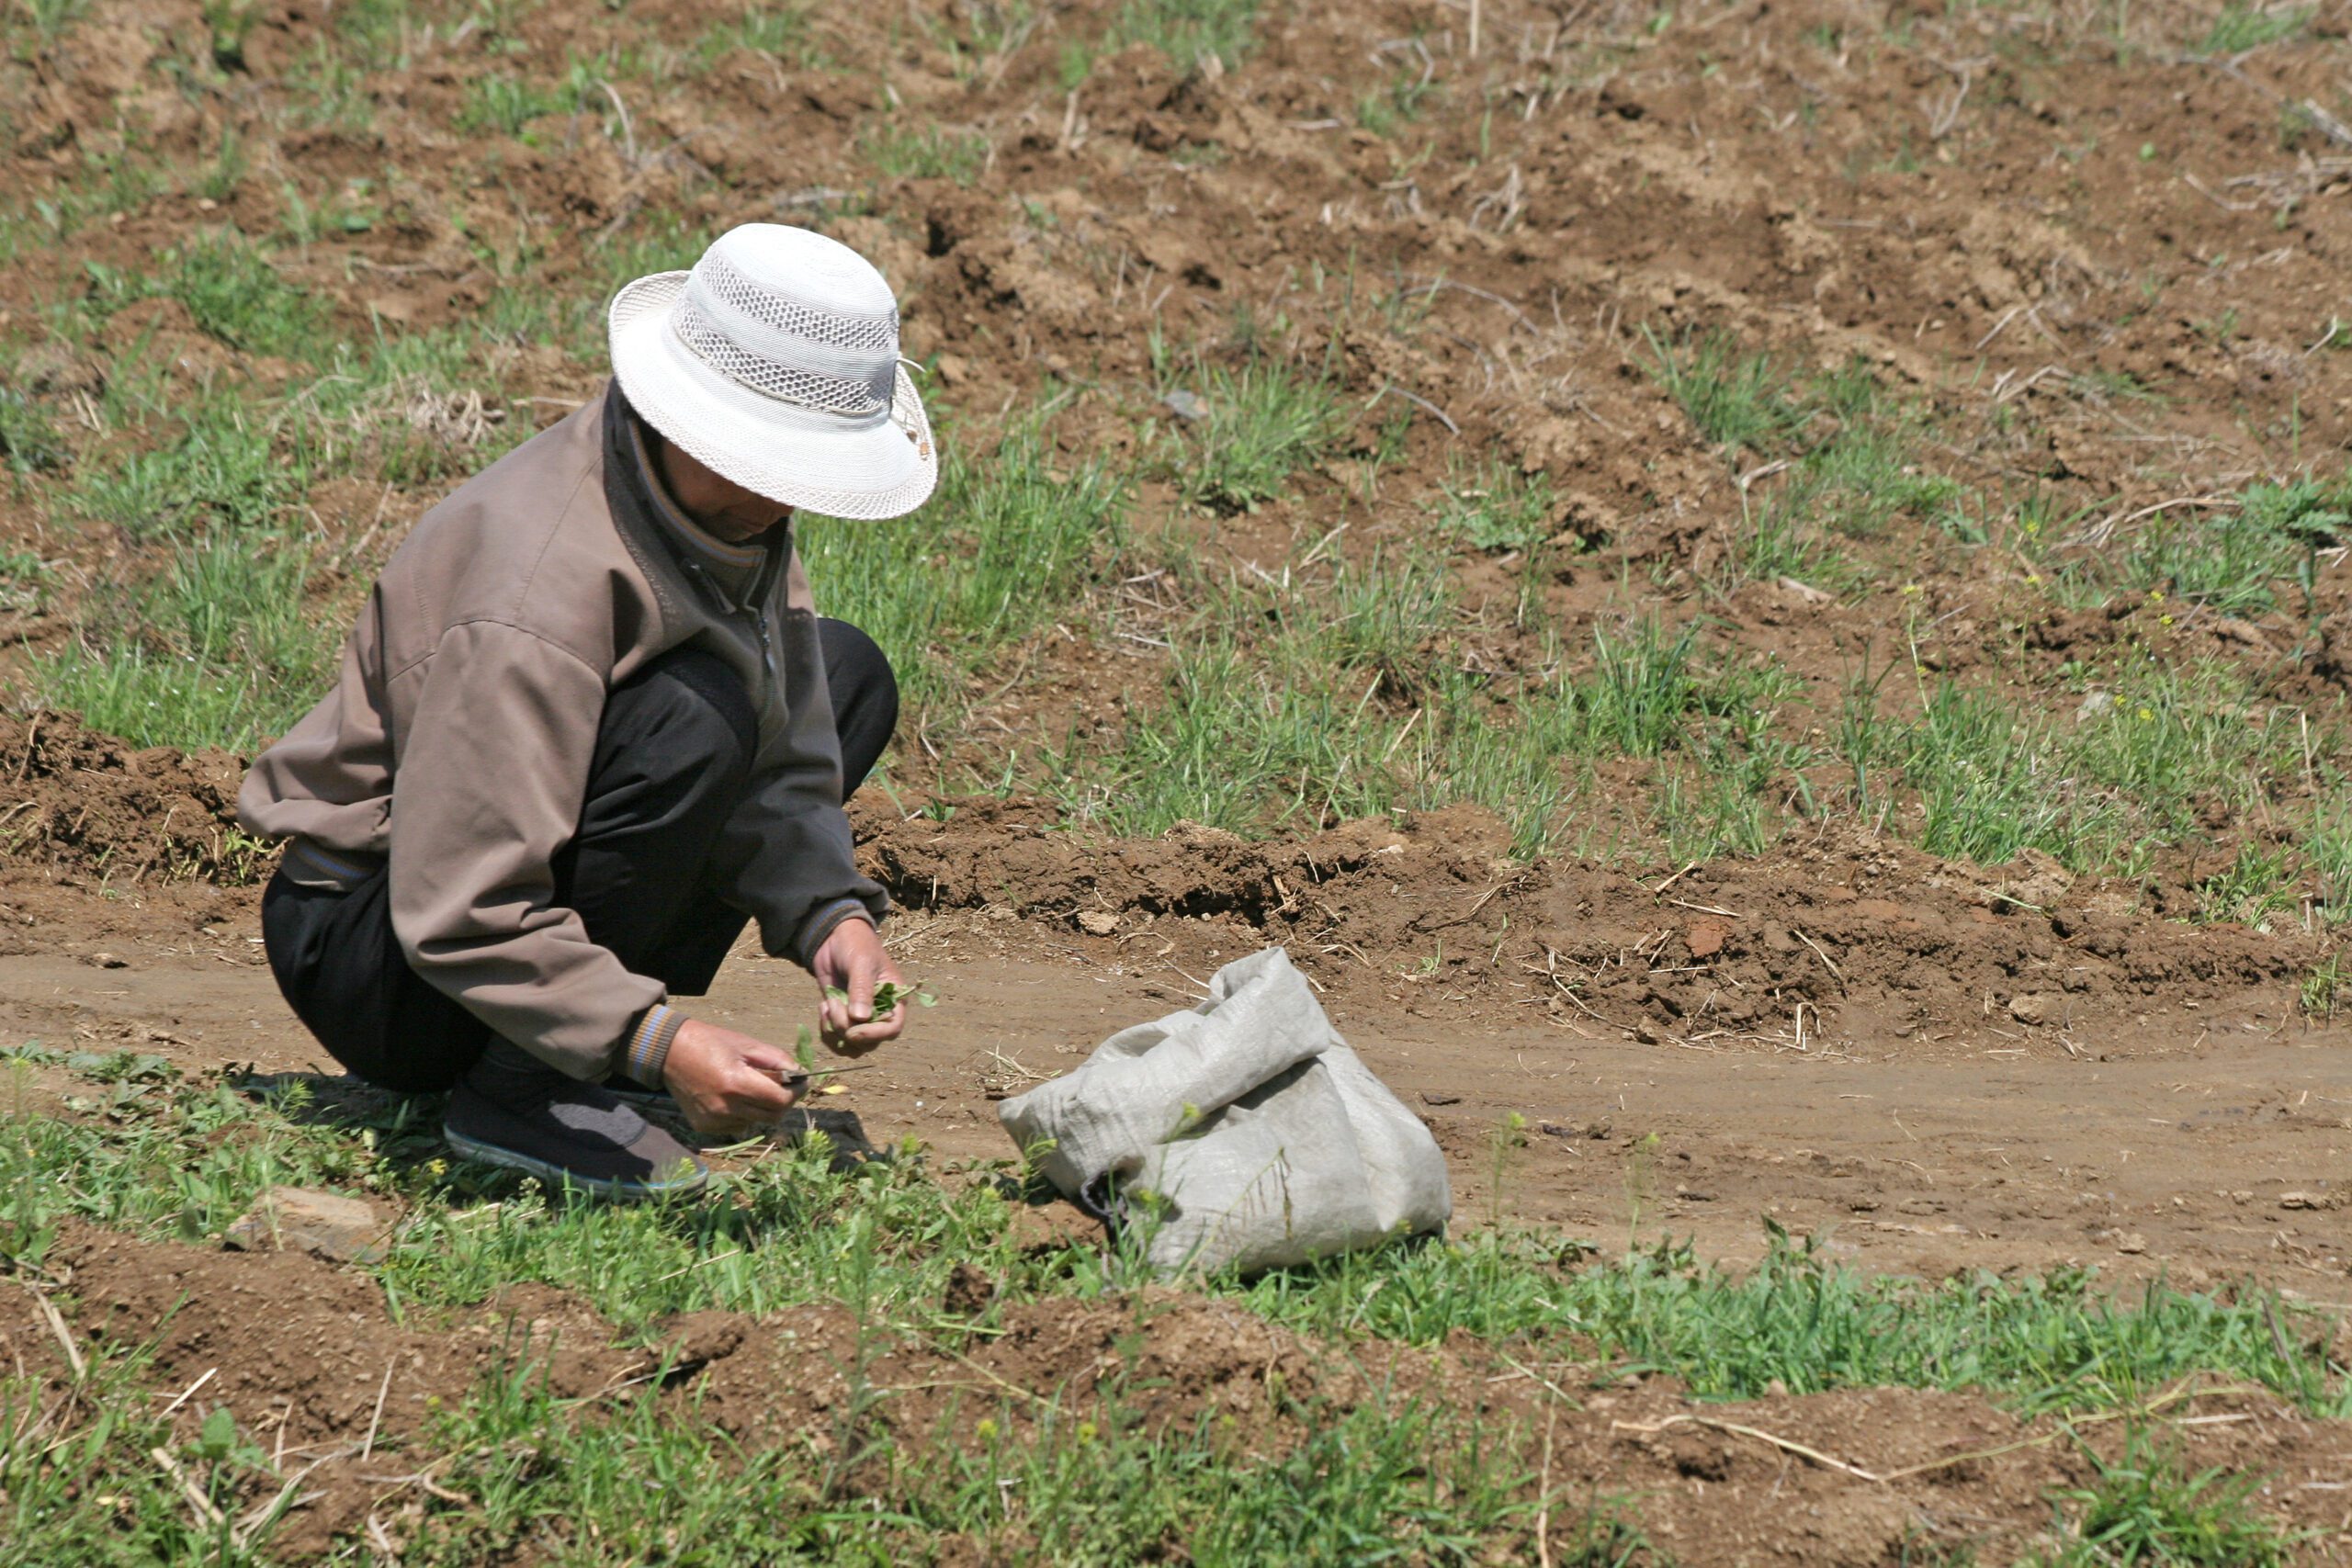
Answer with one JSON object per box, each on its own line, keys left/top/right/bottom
{"left": 607, "top": 271, "right": 937, "bottom": 522}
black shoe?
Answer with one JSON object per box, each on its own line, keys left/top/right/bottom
{"left": 600, "top": 1077, "right": 678, "bottom": 1111}
{"left": 445, "top": 1042, "right": 708, "bottom": 1201}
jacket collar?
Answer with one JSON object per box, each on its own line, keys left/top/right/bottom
{"left": 600, "top": 380, "right": 784, "bottom": 606}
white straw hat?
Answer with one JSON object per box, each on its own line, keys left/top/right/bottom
{"left": 607, "top": 223, "right": 936, "bottom": 520}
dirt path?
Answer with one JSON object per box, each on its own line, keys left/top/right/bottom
{"left": 9, "top": 920, "right": 2346, "bottom": 1297}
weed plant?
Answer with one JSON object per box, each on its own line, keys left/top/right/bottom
{"left": 2036, "top": 1430, "right": 2311, "bottom": 1564}
{"left": 859, "top": 121, "right": 990, "bottom": 184}
{"left": 1107, "top": 0, "right": 1261, "bottom": 69}
{"left": 2104, "top": 476, "right": 2351, "bottom": 616}
{"left": 0, "top": 389, "right": 63, "bottom": 475}
{"left": 40, "top": 536, "right": 332, "bottom": 749}
{"left": 1437, "top": 459, "right": 1557, "bottom": 555}
{"left": 2198, "top": 1, "right": 2313, "bottom": 54}
{"left": 1150, "top": 343, "right": 1351, "bottom": 513}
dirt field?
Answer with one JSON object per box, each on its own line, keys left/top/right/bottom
{"left": 6, "top": 0, "right": 2352, "bottom": 1557}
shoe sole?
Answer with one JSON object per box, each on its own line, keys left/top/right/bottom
{"left": 444, "top": 1127, "right": 709, "bottom": 1202}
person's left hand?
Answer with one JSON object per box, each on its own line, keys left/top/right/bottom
{"left": 811, "top": 919, "right": 906, "bottom": 1056}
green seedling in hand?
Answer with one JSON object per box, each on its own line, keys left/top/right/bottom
{"left": 821, "top": 979, "right": 937, "bottom": 1016}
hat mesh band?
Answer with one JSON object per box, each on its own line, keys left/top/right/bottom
{"left": 671, "top": 299, "right": 887, "bottom": 416}
{"left": 698, "top": 252, "right": 900, "bottom": 351}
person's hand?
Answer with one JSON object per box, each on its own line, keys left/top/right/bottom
{"left": 662, "top": 1018, "right": 799, "bottom": 1135}
{"left": 812, "top": 919, "right": 905, "bottom": 1057}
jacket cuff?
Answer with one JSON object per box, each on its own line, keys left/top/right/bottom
{"left": 624, "top": 1003, "right": 687, "bottom": 1089}
{"left": 794, "top": 898, "right": 877, "bottom": 967}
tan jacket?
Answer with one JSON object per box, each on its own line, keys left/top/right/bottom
{"left": 239, "top": 383, "right": 887, "bottom": 1079}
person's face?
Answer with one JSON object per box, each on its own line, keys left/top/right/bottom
{"left": 652, "top": 437, "right": 793, "bottom": 542}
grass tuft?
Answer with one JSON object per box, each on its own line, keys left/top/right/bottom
{"left": 37, "top": 534, "right": 333, "bottom": 750}
{"left": 2040, "top": 1429, "right": 2310, "bottom": 1564}
{"left": 1641, "top": 326, "right": 1808, "bottom": 452}
{"left": 1109, "top": 0, "right": 1261, "bottom": 68}
{"left": 860, "top": 120, "right": 991, "bottom": 184}
{"left": 1152, "top": 346, "right": 1351, "bottom": 514}
{"left": 2198, "top": 2, "right": 2312, "bottom": 53}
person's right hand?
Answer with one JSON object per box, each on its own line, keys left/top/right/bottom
{"left": 662, "top": 1018, "right": 800, "bottom": 1135}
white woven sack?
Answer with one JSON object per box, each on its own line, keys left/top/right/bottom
{"left": 999, "top": 949, "right": 1451, "bottom": 1274}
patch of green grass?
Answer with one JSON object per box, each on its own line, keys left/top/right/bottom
{"left": 1437, "top": 459, "right": 1558, "bottom": 554}
{"left": 1052, "top": 572, "right": 1810, "bottom": 857}
{"left": 1730, "top": 479, "right": 1871, "bottom": 596}
{"left": 202, "top": 0, "right": 262, "bottom": 68}
{"left": 8, "top": 0, "right": 85, "bottom": 46}
{"left": 1804, "top": 423, "right": 1965, "bottom": 541}
{"left": 1242, "top": 1228, "right": 2348, "bottom": 1417}
{"left": 2192, "top": 840, "right": 2300, "bottom": 927}
{"left": 1152, "top": 346, "right": 1351, "bottom": 514}
{"left": 2304, "top": 807, "right": 2352, "bottom": 924}
{"left": 2198, "top": 1, "right": 2312, "bottom": 54}
{"left": 2299, "top": 953, "right": 2346, "bottom": 1019}
{"left": 63, "top": 388, "right": 312, "bottom": 540}
{"left": 36, "top": 532, "right": 334, "bottom": 750}
{"left": 859, "top": 120, "right": 990, "bottom": 184}
{"left": 75, "top": 234, "right": 329, "bottom": 363}
{"left": 0, "top": 547, "right": 50, "bottom": 614}
{"left": 455, "top": 71, "right": 562, "bottom": 137}
{"left": 1849, "top": 660, "right": 2314, "bottom": 876}
{"left": 1357, "top": 60, "right": 1440, "bottom": 136}
{"left": 2038, "top": 1430, "right": 2310, "bottom": 1564}
{"left": 1641, "top": 326, "right": 1809, "bottom": 452}
{"left": 0, "top": 388, "right": 65, "bottom": 475}
{"left": 691, "top": 2, "right": 814, "bottom": 65}
{"left": 2109, "top": 477, "right": 2351, "bottom": 616}
{"left": 163, "top": 234, "right": 330, "bottom": 360}
{"left": 1108, "top": 0, "right": 1261, "bottom": 68}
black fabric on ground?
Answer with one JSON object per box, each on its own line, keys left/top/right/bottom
{"left": 264, "top": 624, "right": 898, "bottom": 1093}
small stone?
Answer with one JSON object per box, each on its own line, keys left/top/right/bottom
{"left": 2008, "top": 994, "right": 2052, "bottom": 1027}
{"left": 83, "top": 952, "right": 127, "bottom": 969}
{"left": 1162, "top": 389, "right": 1208, "bottom": 422}
{"left": 1420, "top": 1091, "right": 1463, "bottom": 1106}
{"left": 1686, "top": 919, "right": 1728, "bottom": 959}
{"left": 2116, "top": 1234, "right": 2147, "bottom": 1255}
{"left": 1076, "top": 909, "right": 1119, "bottom": 936}
{"left": 2278, "top": 1190, "right": 2333, "bottom": 1211}
{"left": 223, "top": 1186, "right": 390, "bottom": 1264}
{"left": 2076, "top": 690, "right": 2116, "bottom": 721}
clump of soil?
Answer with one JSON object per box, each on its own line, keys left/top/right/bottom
{"left": 685, "top": 1286, "right": 1458, "bottom": 1454}
{"left": 0, "top": 709, "right": 251, "bottom": 881}
{"left": 859, "top": 801, "right": 2323, "bottom": 1054}
{"left": 60, "top": 1226, "right": 633, "bottom": 1443}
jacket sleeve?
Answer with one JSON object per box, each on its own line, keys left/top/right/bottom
{"left": 719, "top": 547, "right": 889, "bottom": 966}
{"left": 388, "top": 618, "right": 666, "bottom": 1078}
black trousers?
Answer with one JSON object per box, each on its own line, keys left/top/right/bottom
{"left": 262, "top": 621, "right": 898, "bottom": 1093}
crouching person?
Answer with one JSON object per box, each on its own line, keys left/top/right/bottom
{"left": 237, "top": 225, "right": 934, "bottom": 1200}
